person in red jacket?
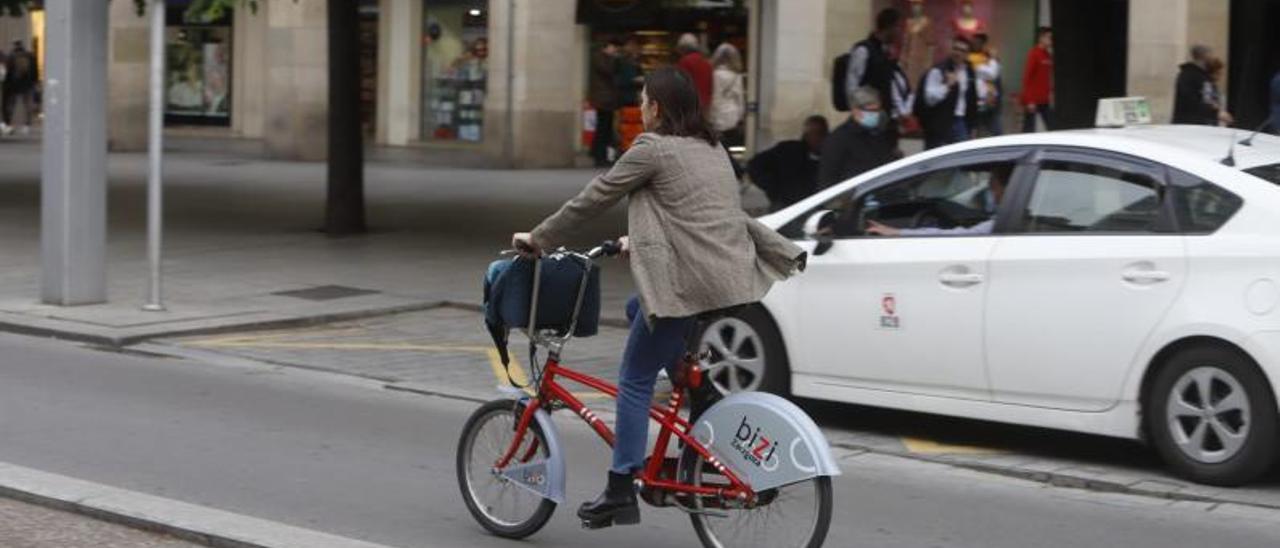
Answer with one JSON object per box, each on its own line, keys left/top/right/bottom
{"left": 1020, "top": 26, "right": 1053, "bottom": 132}
{"left": 675, "top": 33, "right": 713, "bottom": 108}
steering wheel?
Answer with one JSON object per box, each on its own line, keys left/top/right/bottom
{"left": 909, "top": 208, "right": 942, "bottom": 229}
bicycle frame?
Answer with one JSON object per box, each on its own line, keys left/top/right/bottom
{"left": 491, "top": 243, "right": 754, "bottom": 504}
{"left": 494, "top": 354, "right": 756, "bottom": 503}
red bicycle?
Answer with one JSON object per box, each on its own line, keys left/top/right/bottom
{"left": 456, "top": 242, "right": 838, "bottom": 548}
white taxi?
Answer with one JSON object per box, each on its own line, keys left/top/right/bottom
{"left": 699, "top": 125, "right": 1280, "bottom": 485}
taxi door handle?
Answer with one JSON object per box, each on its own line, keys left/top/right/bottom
{"left": 939, "top": 272, "right": 984, "bottom": 286}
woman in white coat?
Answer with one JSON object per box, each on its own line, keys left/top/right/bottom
{"left": 709, "top": 43, "right": 745, "bottom": 143}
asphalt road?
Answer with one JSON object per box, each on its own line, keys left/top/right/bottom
{"left": 1, "top": 332, "right": 1279, "bottom": 548}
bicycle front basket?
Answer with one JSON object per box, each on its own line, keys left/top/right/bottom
{"left": 485, "top": 255, "right": 601, "bottom": 338}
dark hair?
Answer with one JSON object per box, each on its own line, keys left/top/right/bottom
{"left": 1036, "top": 26, "right": 1052, "bottom": 39}
{"left": 803, "top": 115, "right": 829, "bottom": 132}
{"left": 643, "top": 66, "right": 718, "bottom": 146}
{"left": 875, "top": 8, "right": 902, "bottom": 32}
{"left": 973, "top": 33, "right": 989, "bottom": 45}
{"left": 606, "top": 36, "right": 624, "bottom": 47}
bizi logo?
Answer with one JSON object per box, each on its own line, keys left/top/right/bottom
{"left": 732, "top": 416, "right": 778, "bottom": 468}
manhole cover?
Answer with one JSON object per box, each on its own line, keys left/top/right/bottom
{"left": 271, "top": 285, "right": 381, "bottom": 301}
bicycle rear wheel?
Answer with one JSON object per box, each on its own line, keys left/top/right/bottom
{"left": 456, "top": 399, "right": 557, "bottom": 539}
{"left": 680, "top": 447, "right": 833, "bottom": 548}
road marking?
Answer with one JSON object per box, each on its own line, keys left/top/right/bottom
{"left": 901, "top": 437, "right": 1002, "bottom": 455}
{"left": 184, "top": 335, "right": 609, "bottom": 400}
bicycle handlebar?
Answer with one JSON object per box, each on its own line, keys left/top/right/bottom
{"left": 505, "top": 240, "right": 622, "bottom": 260}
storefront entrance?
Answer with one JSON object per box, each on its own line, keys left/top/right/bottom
{"left": 1229, "top": 0, "right": 1280, "bottom": 131}
{"left": 164, "top": 0, "right": 233, "bottom": 127}
{"left": 577, "top": 0, "right": 751, "bottom": 153}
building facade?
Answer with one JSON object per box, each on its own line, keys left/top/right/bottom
{"left": 3, "top": 0, "right": 1274, "bottom": 167}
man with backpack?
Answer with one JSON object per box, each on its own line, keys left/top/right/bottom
{"left": 2, "top": 40, "right": 38, "bottom": 136}
{"left": 836, "top": 8, "right": 903, "bottom": 151}
{"left": 915, "top": 36, "right": 979, "bottom": 150}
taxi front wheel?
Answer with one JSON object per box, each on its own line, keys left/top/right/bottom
{"left": 696, "top": 306, "right": 789, "bottom": 396}
{"left": 1146, "top": 345, "right": 1279, "bottom": 486}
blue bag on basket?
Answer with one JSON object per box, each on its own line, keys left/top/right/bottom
{"left": 483, "top": 255, "right": 601, "bottom": 366}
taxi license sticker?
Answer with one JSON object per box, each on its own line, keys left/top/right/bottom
{"left": 879, "top": 293, "right": 900, "bottom": 330}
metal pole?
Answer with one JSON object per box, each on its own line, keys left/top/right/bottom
{"left": 504, "top": 0, "right": 515, "bottom": 167}
{"left": 142, "top": 0, "right": 166, "bottom": 311}
{"left": 41, "top": 0, "right": 108, "bottom": 306}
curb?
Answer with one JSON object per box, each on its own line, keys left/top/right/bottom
{"left": 0, "top": 300, "right": 632, "bottom": 349}
{"left": 0, "top": 462, "right": 398, "bottom": 548}
{"left": 830, "top": 441, "right": 1280, "bottom": 511}
{"left": 0, "top": 301, "right": 450, "bottom": 348}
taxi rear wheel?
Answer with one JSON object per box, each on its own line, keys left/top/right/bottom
{"left": 1145, "top": 345, "right": 1279, "bottom": 486}
{"left": 697, "top": 306, "right": 789, "bottom": 396}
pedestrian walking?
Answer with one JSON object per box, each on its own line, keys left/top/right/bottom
{"left": 971, "top": 33, "right": 1003, "bottom": 137}
{"left": 2, "top": 40, "right": 38, "bottom": 136}
{"left": 1270, "top": 66, "right": 1280, "bottom": 135}
{"left": 917, "top": 37, "right": 979, "bottom": 150}
{"left": 709, "top": 42, "right": 745, "bottom": 145}
{"left": 1173, "top": 45, "right": 1233, "bottom": 126}
{"left": 512, "top": 66, "right": 805, "bottom": 528}
{"left": 589, "top": 37, "right": 622, "bottom": 167}
{"left": 1020, "top": 27, "right": 1053, "bottom": 133}
{"left": 845, "top": 8, "right": 902, "bottom": 149}
{"left": 615, "top": 37, "right": 646, "bottom": 151}
{"left": 1205, "top": 56, "right": 1232, "bottom": 127}
{"left": 748, "top": 115, "right": 828, "bottom": 211}
{"left": 819, "top": 87, "right": 896, "bottom": 189}
{"left": 675, "top": 33, "right": 713, "bottom": 109}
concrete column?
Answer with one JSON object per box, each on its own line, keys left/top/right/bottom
{"left": 484, "top": 0, "right": 581, "bottom": 168}
{"left": 41, "top": 0, "right": 108, "bottom": 305}
{"left": 756, "top": 0, "right": 871, "bottom": 149}
{"left": 264, "top": 0, "right": 328, "bottom": 160}
{"left": 232, "top": 5, "right": 268, "bottom": 138}
{"left": 106, "top": 0, "right": 149, "bottom": 151}
{"left": 377, "top": 0, "right": 422, "bottom": 146}
{"left": 1127, "top": 0, "right": 1229, "bottom": 123}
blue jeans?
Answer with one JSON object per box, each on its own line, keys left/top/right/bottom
{"left": 950, "top": 117, "right": 970, "bottom": 144}
{"left": 612, "top": 296, "right": 695, "bottom": 473}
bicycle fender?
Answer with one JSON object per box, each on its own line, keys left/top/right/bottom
{"left": 692, "top": 392, "right": 841, "bottom": 492}
{"left": 496, "top": 405, "right": 567, "bottom": 505}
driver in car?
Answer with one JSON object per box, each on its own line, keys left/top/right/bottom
{"left": 866, "top": 167, "right": 1009, "bottom": 236}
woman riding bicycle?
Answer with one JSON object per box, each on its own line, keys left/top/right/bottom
{"left": 512, "top": 66, "right": 805, "bottom": 527}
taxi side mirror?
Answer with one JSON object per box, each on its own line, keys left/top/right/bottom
{"left": 802, "top": 210, "right": 836, "bottom": 256}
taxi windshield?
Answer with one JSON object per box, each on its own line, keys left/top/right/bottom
{"left": 1245, "top": 163, "right": 1280, "bottom": 186}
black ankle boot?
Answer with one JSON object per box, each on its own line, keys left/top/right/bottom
{"left": 577, "top": 471, "right": 640, "bottom": 528}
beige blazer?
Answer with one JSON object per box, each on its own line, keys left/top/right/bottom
{"left": 532, "top": 133, "right": 806, "bottom": 320}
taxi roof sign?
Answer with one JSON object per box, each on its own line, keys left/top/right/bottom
{"left": 1096, "top": 97, "right": 1153, "bottom": 128}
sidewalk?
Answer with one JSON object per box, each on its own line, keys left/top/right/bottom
{"left": 0, "top": 495, "right": 198, "bottom": 547}
{"left": 2, "top": 138, "right": 770, "bottom": 345}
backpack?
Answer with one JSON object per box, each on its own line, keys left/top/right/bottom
{"left": 831, "top": 52, "right": 851, "bottom": 112}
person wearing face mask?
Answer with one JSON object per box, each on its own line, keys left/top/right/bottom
{"left": 817, "top": 86, "right": 896, "bottom": 189}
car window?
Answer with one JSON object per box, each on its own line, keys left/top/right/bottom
{"left": 1244, "top": 163, "right": 1280, "bottom": 186}
{"left": 797, "top": 163, "right": 1013, "bottom": 239}
{"left": 1019, "top": 161, "right": 1163, "bottom": 234}
{"left": 1171, "top": 176, "right": 1242, "bottom": 234}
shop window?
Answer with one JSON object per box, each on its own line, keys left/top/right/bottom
{"left": 165, "top": 1, "right": 232, "bottom": 126}
{"left": 421, "top": 1, "right": 489, "bottom": 143}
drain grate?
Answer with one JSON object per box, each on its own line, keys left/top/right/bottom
{"left": 271, "top": 285, "right": 381, "bottom": 301}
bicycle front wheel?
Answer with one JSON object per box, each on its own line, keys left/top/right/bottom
{"left": 456, "top": 399, "right": 557, "bottom": 539}
{"left": 681, "top": 447, "right": 833, "bottom": 548}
